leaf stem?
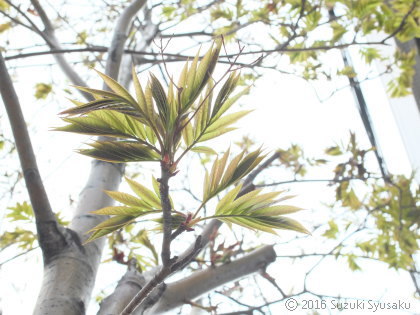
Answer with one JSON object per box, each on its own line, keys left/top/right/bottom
{"left": 159, "top": 164, "right": 173, "bottom": 266}
{"left": 192, "top": 202, "right": 206, "bottom": 219}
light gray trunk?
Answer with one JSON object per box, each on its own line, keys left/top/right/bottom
{"left": 33, "top": 1, "right": 149, "bottom": 313}
{"left": 34, "top": 162, "right": 123, "bottom": 314}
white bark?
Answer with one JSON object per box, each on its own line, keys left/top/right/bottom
{"left": 104, "top": 0, "right": 147, "bottom": 80}
{"left": 34, "top": 162, "right": 123, "bottom": 314}
{"left": 97, "top": 261, "right": 146, "bottom": 315}
{"left": 33, "top": 1, "right": 148, "bottom": 313}
{"left": 145, "top": 245, "right": 276, "bottom": 314}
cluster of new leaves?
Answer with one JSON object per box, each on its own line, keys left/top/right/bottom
{"left": 328, "top": 133, "right": 374, "bottom": 209}
{"left": 192, "top": 149, "right": 309, "bottom": 234}
{"left": 0, "top": 202, "right": 37, "bottom": 252}
{"left": 200, "top": 183, "right": 309, "bottom": 235}
{"left": 387, "top": 49, "right": 417, "bottom": 97}
{"left": 57, "top": 41, "right": 308, "bottom": 242}
{"left": 359, "top": 175, "right": 419, "bottom": 269}
{"left": 277, "top": 144, "right": 327, "bottom": 178}
{"left": 86, "top": 150, "right": 309, "bottom": 242}
{"left": 202, "top": 148, "right": 265, "bottom": 204}
{"left": 158, "top": 0, "right": 420, "bottom": 96}
{"left": 319, "top": 134, "right": 419, "bottom": 270}
{"left": 0, "top": 202, "right": 67, "bottom": 251}
{"left": 84, "top": 177, "right": 163, "bottom": 243}
{"left": 57, "top": 41, "right": 250, "bottom": 166}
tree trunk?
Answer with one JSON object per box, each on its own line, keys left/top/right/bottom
{"left": 33, "top": 0, "right": 149, "bottom": 313}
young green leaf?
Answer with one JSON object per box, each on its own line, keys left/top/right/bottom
{"left": 191, "top": 146, "right": 217, "bottom": 155}
{"left": 125, "top": 177, "right": 162, "bottom": 209}
{"left": 104, "top": 191, "right": 154, "bottom": 209}
{"left": 150, "top": 73, "right": 169, "bottom": 125}
{"left": 78, "top": 141, "right": 160, "bottom": 163}
{"left": 132, "top": 67, "right": 147, "bottom": 115}
{"left": 203, "top": 148, "right": 265, "bottom": 202}
{"left": 94, "top": 69, "right": 137, "bottom": 105}
{"left": 200, "top": 186, "right": 309, "bottom": 235}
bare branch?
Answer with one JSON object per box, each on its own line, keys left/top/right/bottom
{"left": 0, "top": 53, "right": 66, "bottom": 258}
{"left": 256, "top": 176, "right": 382, "bottom": 188}
{"left": 4, "top": 40, "right": 391, "bottom": 63}
{"left": 0, "top": 247, "right": 39, "bottom": 267}
{"left": 103, "top": 0, "right": 148, "bottom": 81}
{"left": 28, "top": 0, "right": 92, "bottom": 100}
{"left": 146, "top": 245, "right": 276, "bottom": 314}
{"left": 97, "top": 260, "right": 146, "bottom": 315}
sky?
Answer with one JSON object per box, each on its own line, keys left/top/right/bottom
{"left": 0, "top": 2, "right": 419, "bottom": 314}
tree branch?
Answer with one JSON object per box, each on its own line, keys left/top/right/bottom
{"left": 0, "top": 53, "right": 66, "bottom": 258}
{"left": 97, "top": 260, "right": 146, "bottom": 315}
{"left": 4, "top": 39, "right": 390, "bottom": 62}
{"left": 255, "top": 176, "right": 381, "bottom": 188}
{"left": 103, "top": 0, "right": 147, "bottom": 81}
{"left": 29, "top": 0, "right": 92, "bottom": 100}
{"left": 146, "top": 245, "right": 276, "bottom": 314}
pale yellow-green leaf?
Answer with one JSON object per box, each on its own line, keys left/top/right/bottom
{"left": 94, "top": 69, "right": 137, "bottom": 105}
{"left": 220, "top": 151, "right": 245, "bottom": 187}
{"left": 253, "top": 205, "right": 304, "bottom": 216}
{"left": 84, "top": 228, "right": 115, "bottom": 244}
{"left": 182, "top": 121, "right": 194, "bottom": 146}
{"left": 72, "top": 85, "right": 125, "bottom": 100}
{"left": 194, "top": 42, "right": 215, "bottom": 91}
{"left": 0, "top": 22, "right": 11, "bottom": 33}
{"left": 199, "top": 127, "right": 236, "bottom": 142}
{"left": 186, "top": 48, "right": 200, "bottom": 99}
{"left": 104, "top": 191, "right": 152, "bottom": 209}
{"left": 87, "top": 215, "right": 135, "bottom": 232}
{"left": 191, "top": 146, "right": 217, "bottom": 155}
{"left": 125, "top": 177, "right": 161, "bottom": 209}
{"left": 178, "top": 60, "right": 189, "bottom": 88}
{"left": 212, "top": 86, "right": 251, "bottom": 121}
{"left": 132, "top": 67, "right": 147, "bottom": 114}
{"left": 92, "top": 206, "right": 158, "bottom": 216}
{"left": 215, "top": 184, "right": 243, "bottom": 214}
{"left": 207, "top": 110, "right": 252, "bottom": 134}
{"left": 210, "top": 148, "right": 230, "bottom": 194}
{"left": 144, "top": 81, "right": 155, "bottom": 121}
